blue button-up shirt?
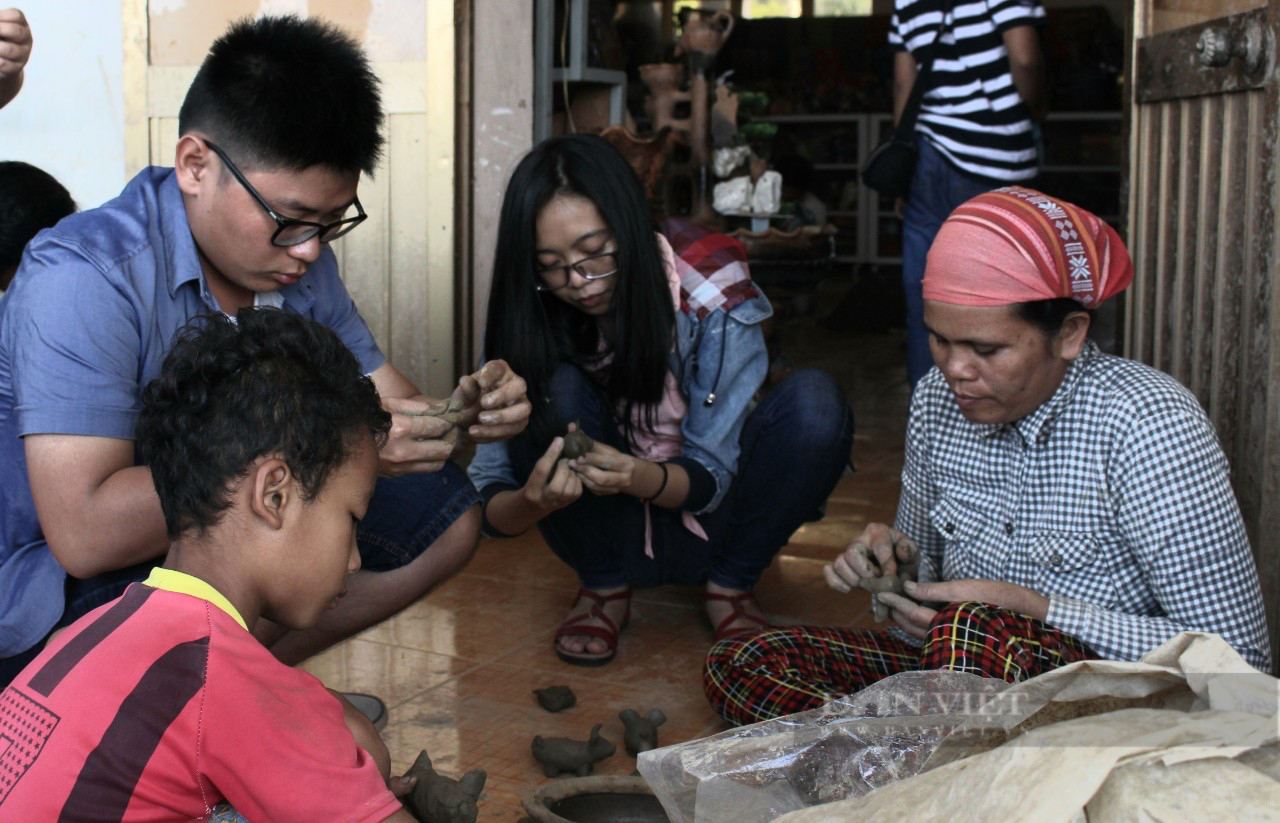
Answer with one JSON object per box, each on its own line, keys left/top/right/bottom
{"left": 0, "top": 167, "right": 385, "bottom": 656}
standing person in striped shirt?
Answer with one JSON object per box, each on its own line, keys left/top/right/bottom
{"left": 704, "top": 189, "right": 1271, "bottom": 725}
{"left": 893, "top": 0, "right": 1047, "bottom": 388}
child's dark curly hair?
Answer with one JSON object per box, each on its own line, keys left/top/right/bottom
{"left": 137, "top": 308, "right": 390, "bottom": 539}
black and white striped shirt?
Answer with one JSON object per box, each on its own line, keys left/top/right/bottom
{"left": 890, "top": 0, "right": 1044, "bottom": 181}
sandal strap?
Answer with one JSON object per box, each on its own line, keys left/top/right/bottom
{"left": 577, "top": 587, "right": 631, "bottom": 607}
{"left": 705, "top": 590, "right": 771, "bottom": 641}
{"left": 556, "top": 605, "right": 621, "bottom": 639}
{"left": 703, "top": 590, "right": 757, "bottom": 607}
{"left": 556, "top": 588, "right": 631, "bottom": 642}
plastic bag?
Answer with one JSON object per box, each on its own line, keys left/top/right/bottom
{"left": 637, "top": 671, "right": 1009, "bottom": 823}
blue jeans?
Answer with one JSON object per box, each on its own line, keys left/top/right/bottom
{"left": 902, "top": 135, "right": 1004, "bottom": 388}
{"left": 507, "top": 365, "right": 854, "bottom": 591}
{"left": 0, "top": 463, "right": 480, "bottom": 687}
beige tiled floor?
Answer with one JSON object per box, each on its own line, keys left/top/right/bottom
{"left": 301, "top": 281, "right": 912, "bottom": 819}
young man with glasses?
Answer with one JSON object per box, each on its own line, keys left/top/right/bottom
{"left": 0, "top": 15, "right": 531, "bottom": 686}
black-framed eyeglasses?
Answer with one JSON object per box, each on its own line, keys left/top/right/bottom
{"left": 204, "top": 140, "right": 367, "bottom": 247}
{"left": 535, "top": 251, "right": 619, "bottom": 292}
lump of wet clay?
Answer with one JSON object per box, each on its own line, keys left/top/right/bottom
{"left": 619, "top": 708, "right": 667, "bottom": 756}
{"left": 411, "top": 395, "right": 468, "bottom": 446}
{"left": 562, "top": 425, "right": 594, "bottom": 459}
{"left": 858, "top": 558, "right": 921, "bottom": 622}
{"left": 531, "top": 723, "right": 616, "bottom": 777}
{"left": 402, "top": 750, "right": 487, "bottom": 823}
{"left": 533, "top": 685, "right": 577, "bottom": 713}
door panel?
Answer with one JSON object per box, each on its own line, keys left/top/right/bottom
{"left": 1129, "top": 1, "right": 1280, "bottom": 671}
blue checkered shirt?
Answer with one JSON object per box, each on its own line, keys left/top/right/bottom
{"left": 897, "top": 342, "right": 1272, "bottom": 671}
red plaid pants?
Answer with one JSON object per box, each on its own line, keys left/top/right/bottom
{"left": 704, "top": 601, "right": 1097, "bottom": 726}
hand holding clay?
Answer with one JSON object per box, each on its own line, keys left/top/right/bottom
{"left": 566, "top": 439, "right": 639, "bottom": 497}
{"left": 461, "top": 359, "right": 531, "bottom": 444}
{"left": 824, "top": 524, "right": 921, "bottom": 622}
{"left": 521, "top": 435, "right": 585, "bottom": 512}
{"left": 378, "top": 395, "right": 463, "bottom": 475}
{"left": 561, "top": 423, "right": 594, "bottom": 460}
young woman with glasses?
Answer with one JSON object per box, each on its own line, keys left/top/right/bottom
{"left": 467, "top": 134, "right": 853, "bottom": 666}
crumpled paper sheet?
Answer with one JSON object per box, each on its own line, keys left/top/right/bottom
{"left": 774, "top": 632, "right": 1280, "bottom": 823}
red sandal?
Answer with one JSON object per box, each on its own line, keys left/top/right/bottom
{"left": 704, "top": 590, "right": 772, "bottom": 642}
{"left": 554, "top": 588, "right": 631, "bottom": 667}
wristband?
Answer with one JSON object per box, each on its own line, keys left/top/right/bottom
{"left": 644, "top": 461, "right": 669, "bottom": 503}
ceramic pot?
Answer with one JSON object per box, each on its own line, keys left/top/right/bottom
{"left": 677, "top": 10, "right": 734, "bottom": 56}
{"left": 521, "top": 775, "right": 670, "bottom": 823}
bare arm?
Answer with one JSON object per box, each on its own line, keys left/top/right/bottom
{"left": 0, "top": 8, "right": 31, "bottom": 109}
{"left": 25, "top": 434, "right": 169, "bottom": 578}
{"left": 892, "top": 50, "right": 917, "bottom": 127}
{"left": 1003, "top": 25, "right": 1047, "bottom": 122}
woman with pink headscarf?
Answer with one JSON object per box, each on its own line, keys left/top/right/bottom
{"left": 704, "top": 188, "right": 1271, "bottom": 725}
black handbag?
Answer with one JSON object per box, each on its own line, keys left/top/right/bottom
{"left": 862, "top": 3, "right": 953, "bottom": 198}
{"left": 861, "top": 138, "right": 918, "bottom": 198}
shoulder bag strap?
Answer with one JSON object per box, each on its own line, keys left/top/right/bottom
{"left": 893, "top": 0, "right": 955, "bottom": 143}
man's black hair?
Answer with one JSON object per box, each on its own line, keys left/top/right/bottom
{"left": 138, "top": 308, "right": 390, "bottom": 539}
{"left": 0, "top": 161, "right": 76, "bottom": 272}
{"left": 178, "top": 15, "right": 385, "bottom": 175}
{"left": 1016, "top": 297, "right": 1096, "bottom": 335}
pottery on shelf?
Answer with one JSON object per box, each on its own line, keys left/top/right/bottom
{"left": 675, "top": 9, "right": 735, "bottom": 58}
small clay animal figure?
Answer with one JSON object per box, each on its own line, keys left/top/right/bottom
{"left": 561, "top": 425, "right": 594, "bottom": 460}
{"left": 533, "top": 685, "right": 577, "bottom": 713}
{"left": 402, "top": 750, "right": 487, "bottom": 823}
{"left": 619, "top": 708, "right": 667, "bottom": 756}
{"left": 531, "top": 723, "right": 616, "bottom": 777}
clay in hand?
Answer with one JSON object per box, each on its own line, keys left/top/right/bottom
{"left": 857, "top": 539, "right": 921, "bottom": 622}
{"left": 562, "top": 425, "right": 594, "bottom": 459}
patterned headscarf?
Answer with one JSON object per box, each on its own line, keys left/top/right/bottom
{"left": 923, "top": 187, "right": 1133, "bottom": 307}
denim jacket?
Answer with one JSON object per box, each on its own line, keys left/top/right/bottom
{"left": 467, "top": 231, "right": 772, "bottom": 516}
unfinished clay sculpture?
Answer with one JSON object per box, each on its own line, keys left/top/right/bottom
{"left": 531, "top": 724, "right": 616, "bottom": 777}
{"left": 858, "top": 551, "right": 922, "bottom": 622}
{"left": 619, "top": 708, "right": 667, "bottom": 756}
{"left": 533, "top": 685, "right": 577, "bottom": 713}
{"left": 562, "top": 426, "right": 594, "bottom": 460}
{"left": 402, "top": 750, "right": 486, "bottom": 823}
{"left": 409, "top": 394, "right": 468, "bottom": 447}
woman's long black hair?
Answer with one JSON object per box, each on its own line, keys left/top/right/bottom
{"left": 484, "top": 134, "right": 675, "bottom": 447}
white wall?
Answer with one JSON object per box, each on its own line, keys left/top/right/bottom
{"left": 0, "top": 2, "right": 126, "bottom": 210}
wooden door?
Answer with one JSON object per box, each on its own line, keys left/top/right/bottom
{"left": 1128, "top": 0, "right": 1280, "bottom": 671}
{"left": 122, "top": 0, "right": 457, "bottom": 397}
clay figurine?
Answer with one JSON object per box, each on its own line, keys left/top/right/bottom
{"left": 618, "top": 708, "right": 667, "bottom": 756}
{"left": 858, "top": 548, "right": 922, "bottom": 622}
{"left": 533, "top": 685, "right": 577, "bottom": 713}
{"left": 531, "top": 724, "right": 616, "bottom": 777}
{"left": 401, "top": 750, "right": 486, "bottom": 823}
{"left": 562, "top": 425, "right": 594, "bottom": 460}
